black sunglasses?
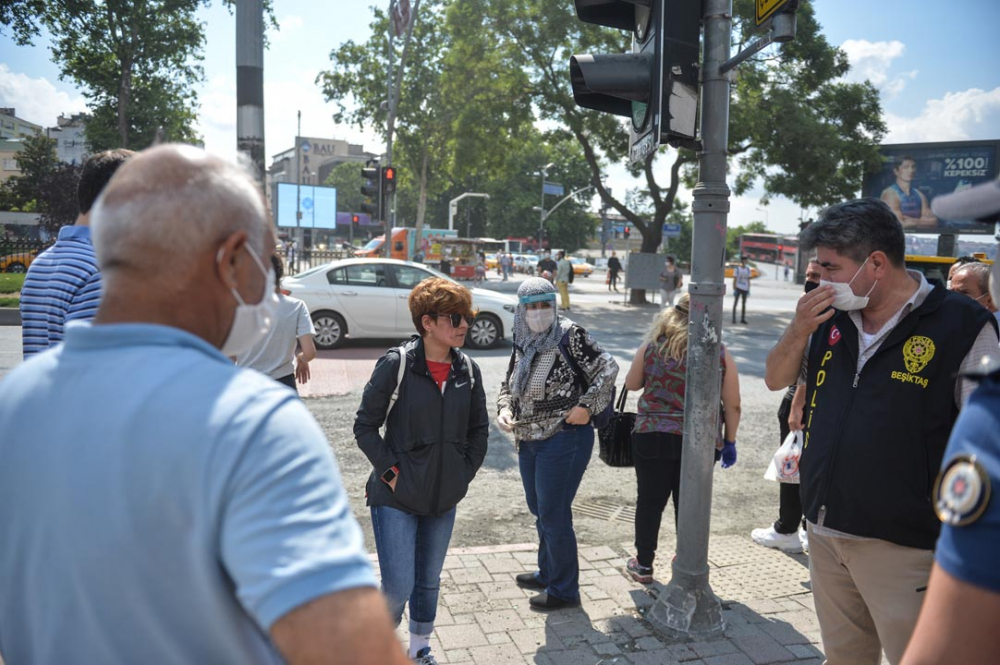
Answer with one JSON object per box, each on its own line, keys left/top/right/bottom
{"left": 434, "top": 312, "right": 475, "bottom": 327}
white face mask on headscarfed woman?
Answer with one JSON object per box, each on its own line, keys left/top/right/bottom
{"left": 217, "top": 243, "right": 279, "bottom": 356}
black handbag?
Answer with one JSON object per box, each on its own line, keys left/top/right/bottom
{"left": 597, "top": 387, "right": 635, "bottom": 467}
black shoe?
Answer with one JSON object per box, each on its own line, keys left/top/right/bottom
{"left": 529, "top": 592, "right": 579, "bottom": 611}
{"left": 516, "top": 572, "right": 546, "bottom": 590}
{"left": 741, "top": 320, "right": 748, "bottom": 324}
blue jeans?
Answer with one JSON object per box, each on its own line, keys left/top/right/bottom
{"left": 518, "top": 425, "right": 594, "bottom": 602}
{"left": 371, "top": 505, "right": 456, "bottom": 635}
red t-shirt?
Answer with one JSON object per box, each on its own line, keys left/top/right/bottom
{"left": 427, "top": 360, "right": 451, "bottom": 391}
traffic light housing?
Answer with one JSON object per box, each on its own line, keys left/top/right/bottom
{"left": 570, "top": 0, "right": 701, "bottom": 165}
{"left": 381, "top": 165, "right": 397, "bottom": 195}
{"left": 624, "top": 225, "right": 631, "bottom": 239}
{"left": 360, "top": 160, "right": 381, "bottom": 218}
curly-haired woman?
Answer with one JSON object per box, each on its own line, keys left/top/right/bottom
{"left": 354, "top": 277, "right": 489, "bottom": 664}
{"left": 497, "top": 277, "right": 619, "bottom": 610}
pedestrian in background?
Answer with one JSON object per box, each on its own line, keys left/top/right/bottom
{"left": 499, "top": 252, "right": 511, "bottom": 281}
{"left": 497, "top": 278, "right": 619, "bottom": 610}
{"left": 751, "top": 259, "right": 822, "bottom": 554}
{"left": 235, "top": 254, "right": 316, "bottom": 394}
{"left": 20, "top": 149, "right": 134, "bottom": 358}
{"left": 355, "top": 277, "right": 489, "bottom": 664}
{"left": 949, "top": 261, "right": 999, "bottom": 323}
{"left": 555, "top": 251, "right": 572, "bottom": 311}
{"left": 439, "top": 256, "right": 452, "bottom": 277}
{"left": 0, "top": 144, "right": 406, "bottom": 664}
{"left": 732, "top": 256, "right": 751, "bottom": 324}
{"left": 765, "top": 198, "right": 999, "bottom": 665}
{"left": 622, "top": 292, "right": 741, "bottom": 583}
{"left": 658, "top": 257, "right": 681, "bottom": 308}
{"left": 607, "top": 251, "right": 623, "bottom": 292}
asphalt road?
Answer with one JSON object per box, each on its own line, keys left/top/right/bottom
{"left": 0, "top": 265, "right": 806, "bottom": 562}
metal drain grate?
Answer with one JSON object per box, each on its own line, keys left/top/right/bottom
{"left": 573, "top": 499, "right": 636, "bottom": 524}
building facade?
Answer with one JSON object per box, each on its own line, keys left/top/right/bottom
{"left": 47, "top": 114, "right": 89, "bottom": 165}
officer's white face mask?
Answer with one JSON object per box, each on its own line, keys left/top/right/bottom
{"left": 820, "top": 256, "right": 877, "bottom": 311}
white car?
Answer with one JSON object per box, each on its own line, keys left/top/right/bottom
{"left": 512, "top": 254, "right": 538, "bottom": 274}
{"left": 283, "top": 258, "right": 517, "bottom": 350}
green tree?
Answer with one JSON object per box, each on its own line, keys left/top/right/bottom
{"left": 324, "top": 161, "right": 365, "bottom": 214}
{"left": 11, "top": 131, "right": 58, "bottom": 208}
{"left": 488, "top": 0, "right": 885, "bottom": 301}
{"left": 2, "top": 1, "right": 277, "bottom": 151}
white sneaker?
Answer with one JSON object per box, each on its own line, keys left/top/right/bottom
{"left": 799, "top": 527, "right": 809, "bottom": 554}
{"left": 751, "top": 526, "right": 803, "bottom": 553}
{"left": 412, "top": 647, "right": 438, "bottom": 665}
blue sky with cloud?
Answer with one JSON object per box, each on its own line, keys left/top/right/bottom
{"left": 1, "top": 0, "right": 998, "bottom": 234}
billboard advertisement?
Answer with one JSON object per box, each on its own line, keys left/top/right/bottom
{"left": 862, "top": 140, "right": 999, "bottom": 234}
{"left": 275, "top": 182, "right": 337, "bottom": 229}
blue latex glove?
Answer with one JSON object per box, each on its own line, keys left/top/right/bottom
{"left": 721, "top": 440, "right": 737, "bottom": 469}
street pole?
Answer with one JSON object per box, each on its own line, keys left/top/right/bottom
{"left": 646, "top": 0, "right": 731, "bottom": 642}
{"left": 295, "top": 110, "right": 302, "bottom": 273}
{"left": 235, "top": 0, "right": 265, "bottom": 185}
{"left": 448, "top": 192, "right": 490, "bottom": 231}
{"left": 539, "top": 173, "right": 546, "bottom": 250}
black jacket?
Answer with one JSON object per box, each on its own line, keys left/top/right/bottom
{"left": 801, "top": 284, "right": 997, "bottom": 549}
{"left": 607, "top": 257, "right": 622, "bottom": 274}
{"left": 354, "top": 336, "right": 489, "bottom": 516}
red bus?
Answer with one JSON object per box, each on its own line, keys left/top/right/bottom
{"left": 739, "top": 233, "right": 798, "bottom": 264}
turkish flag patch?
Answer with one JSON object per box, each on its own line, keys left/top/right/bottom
{"left": 829, "top": 326, "right": 842, "bottom": 346}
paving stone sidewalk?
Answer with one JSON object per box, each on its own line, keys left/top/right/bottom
{"left": 379, "top": 535, "right": 836, "bottom": 665}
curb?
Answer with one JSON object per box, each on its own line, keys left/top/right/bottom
{"left": 0, "top": 308, "right": 20, "bottom": 327}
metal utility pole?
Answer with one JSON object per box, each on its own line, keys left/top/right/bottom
{"left": 645, "top": 0, "right": 732, "bottom": 641}
{"left": 647, "top": 0, "right": 798, "bottom": 642}
{"left": 448, "top": 192, "right": 490, "bottom": 231}
{"left": 295, "top": 110, "right": 302, "bottom": 271}
{"left": 236, "top": 0, "right": 265, "bottom": 185}
{"left": 385, "top": 0, "right": 421, "bottom": 238}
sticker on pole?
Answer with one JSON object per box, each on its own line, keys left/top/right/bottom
{"left": 756, "top": 0, "right": 792, "bottom": 26}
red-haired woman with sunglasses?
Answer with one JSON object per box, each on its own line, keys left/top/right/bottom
{"left": 354, "top": 277, "right": 489, "bottom": 665}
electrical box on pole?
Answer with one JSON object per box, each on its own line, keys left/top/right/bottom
{"left": 569, "top": 0, "right": 700, "bottom": 166}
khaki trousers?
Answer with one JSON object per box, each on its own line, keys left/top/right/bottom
{"left": 557, "top": 281, "right": 570, "bottom": 309}
{"left": 808, "top": 525, "right": 933, "bottom": 665}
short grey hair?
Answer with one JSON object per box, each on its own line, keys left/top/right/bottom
{"left": 800, "top": 198, "right": 906, "bottom": 267}
{"left": 92, "top": 144, "right": 269, "bottom": 281}
{"left": 955, "top": 261, "right": 991, "bottom": 295}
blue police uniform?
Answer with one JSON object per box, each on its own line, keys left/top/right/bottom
{"left": 934, "top": 364, "right": 1000, "bottom": 592}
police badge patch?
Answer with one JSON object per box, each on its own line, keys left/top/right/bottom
{"left": 934, "top": 455, "right": 991, "bottom": 527}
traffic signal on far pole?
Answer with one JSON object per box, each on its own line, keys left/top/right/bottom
{"left": 360, "top": 160, "right": 381, "bottom": 219}
{"left": 624, "top": 225, "right": 631, "bottom": 239}
{"left": 570, "top": 0, "right": 701, "bottom": 166}
{"left": 381, "top": 165, "right": 397, "bottom": 195}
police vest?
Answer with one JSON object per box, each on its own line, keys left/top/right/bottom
{"left": 802, "top": 284, "right": 998, "bottom": 550}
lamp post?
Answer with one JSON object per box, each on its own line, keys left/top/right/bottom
{"left": 538, "top": 163, "right": 555, "bottom": 249}
{"left": 448, "top": 192, "right": 490, "bottom": 231}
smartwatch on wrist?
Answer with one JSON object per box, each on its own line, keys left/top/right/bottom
{"left": 381, "top": 465, "right": 399, "bottom": 484}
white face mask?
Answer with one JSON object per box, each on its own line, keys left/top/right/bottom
{"left": 820, "top": 256, "right": 877, "bottom": 311}
{"left": 991, "top": 258, "right": 1000, "bottom": 308}
{"left": 218, "top": 244, "right": 278, "bottom": 356}
{"left": 525, "top": 308, "right": 555, "bottom": 333}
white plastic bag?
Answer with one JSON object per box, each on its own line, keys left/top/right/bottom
{"left": 764, "top": 430, "right": 803, "bottom": 484}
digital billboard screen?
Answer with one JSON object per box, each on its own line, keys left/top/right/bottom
{"left": 861, "top": 140, "right": 999, "bottom": 235}
{"left": 275, "top": 182, "right": 338, "bottom": 229}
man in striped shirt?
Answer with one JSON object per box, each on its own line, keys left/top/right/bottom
{"left": 20, "top": 149, "right": 134, "bottom": 358}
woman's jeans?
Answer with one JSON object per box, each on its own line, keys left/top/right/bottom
{"left": 371, "top": 504, "right": 456, "bottom": 635}
{"left": 518, "top": 424, "right": 594, "bottom": 602}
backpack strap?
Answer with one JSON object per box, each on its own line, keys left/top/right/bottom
{"left": 557, "top": 329, "right": 590, "bottom": 391}
{"left": 386, "top": 344, "right": 408, "bottom": 416}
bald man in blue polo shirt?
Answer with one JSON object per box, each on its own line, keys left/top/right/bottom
{"left": 0, "top": 145, "right": 408, "bottom": 665}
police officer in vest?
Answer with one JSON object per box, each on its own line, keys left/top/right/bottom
{"left": 764, "top": 198, "right": 1000, "bottom": 665}
{"left": 901, "top": 178, "right": 1000, "bottom": 665}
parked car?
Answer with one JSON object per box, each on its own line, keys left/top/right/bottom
{"left": 0, "top": 248, "right": 39, "bottom": 273}
{"left": 484, "top": 253, "right": 499, "bottom": 270}
{"left": 282, "top": 258, "right": 517, "bottom": 350}
{"left": 724, "top": 261, "right": 761, "bottom": 280}
{"left": 569, "top": 257, "right": 594, "bottom": 277}
{"left": 512, "top": 254, "right": 538, "bottom": 274}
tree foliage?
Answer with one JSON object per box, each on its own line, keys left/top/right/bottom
{"left": 325, "top": 161, "right": 365, "bottom": 214}
{"left": 1, "top": 131, "right": 81, "bottom": 232}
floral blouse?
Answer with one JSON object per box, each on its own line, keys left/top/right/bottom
{"left": 635, "top": 337, "right": 726, "bottom": 438}
{"left": 498, "top": 325, "right": 619, "bottom": 443}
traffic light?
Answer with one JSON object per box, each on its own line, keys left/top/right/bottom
{"left": 381, "top": 165, "right": 397, "bottom": 195}
{"left": 570, "top": 0, "right": 701, "bottom": 165}
{"left": 624, "top": 225, "right": 631, "bottom": 239}
{"left": 360, "top": 160, "right": 381, "bottom": 218}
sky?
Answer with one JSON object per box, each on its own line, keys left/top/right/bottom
{"left": 1, "top": 0, "right": 999, "bottom": 236}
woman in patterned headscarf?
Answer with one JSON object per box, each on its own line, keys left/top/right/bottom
{"left": 497, "top": 278, "right": 619, "bottom": 610}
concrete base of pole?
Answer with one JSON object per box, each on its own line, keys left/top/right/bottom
{"left": 647, "top": 567, "right": 725, "bottom": 642}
